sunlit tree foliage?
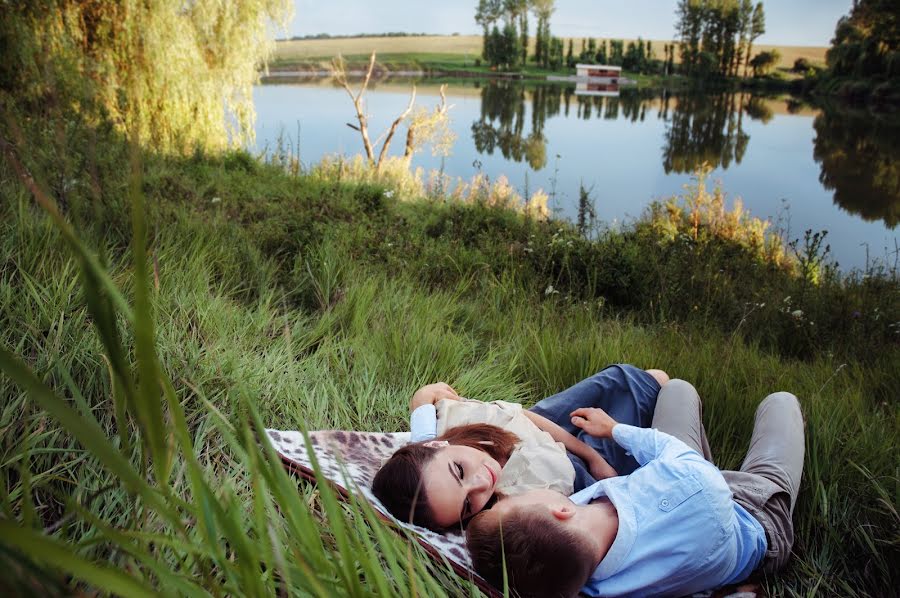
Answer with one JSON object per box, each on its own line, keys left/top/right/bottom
{"left": 826, "top": 0, "right": 900, "bottom": 80}
{"left": 0, "top": 0, "right": 292, "bottom": 152}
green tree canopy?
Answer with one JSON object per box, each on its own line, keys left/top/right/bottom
{"left": 749, "top": 49, "right": 780, "bottom": 76}
{"left": 675, "top": 0, "right": 765, "bottom": 78}
{"left": 826, "top": 0, "right": 900, "bottom": 80}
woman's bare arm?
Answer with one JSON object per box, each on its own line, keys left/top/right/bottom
{"left": 410, "top": 382, "right": 462, "bottom": 411}
{"left": 523, "top": 410, "right": 617, "bottom": 479}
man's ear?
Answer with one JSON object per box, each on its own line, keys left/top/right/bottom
{"left": 549, "top": 504, "right": 576, "bottom": 521}
{"left": 423, "top": 440, "right": 449, "bottom": 449}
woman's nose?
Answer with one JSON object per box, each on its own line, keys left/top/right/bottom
{"left": 469, "top": 469, "right": 491, "bottom": 492}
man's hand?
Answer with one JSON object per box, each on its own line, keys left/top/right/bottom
{"left": 570, "top": 407, "right": 618, "bottom": 439}
{"left": 410, "top": 382, "right": 462, "bottom": 411}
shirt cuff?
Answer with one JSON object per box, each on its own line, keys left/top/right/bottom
{"left": 409, "top": 404, "right": 437, "bottom": 442}
{"left": 611, "top": 423, "right": 638, "bottom": 444}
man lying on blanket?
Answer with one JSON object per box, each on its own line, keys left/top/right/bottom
{"left": 465, "top": 380, "right": 804, "bottom": 598}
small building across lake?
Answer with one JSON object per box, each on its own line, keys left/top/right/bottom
{"left": 575, "top": 64, "right": 621, "bottom": 83}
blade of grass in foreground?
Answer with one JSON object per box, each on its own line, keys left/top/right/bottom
{"left": 0, "top": 521, "right": 156, "bottom": 598}
{"left": 127, "top": 137, "right": 172, "bottom": 489}
{"left": 0, "top": 346, "right": 182, "bottom": 528}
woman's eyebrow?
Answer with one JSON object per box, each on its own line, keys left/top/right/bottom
{"left": 447, "top": 462, "right": 462, "bottom": 486}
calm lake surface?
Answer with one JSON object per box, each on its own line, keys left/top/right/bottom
{"left": 253, "top": 78, "right": 899, "bottom": 270}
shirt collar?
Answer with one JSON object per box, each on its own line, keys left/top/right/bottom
{"left": 569, "top": 479, "right": 605, "bottom": 505}
{"left": 590, "top": 479, "right": 636, "bottom": 580}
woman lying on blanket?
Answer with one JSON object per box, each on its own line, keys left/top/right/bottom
{"left": 371, "top": 364, "right": 669, "bottom": 530}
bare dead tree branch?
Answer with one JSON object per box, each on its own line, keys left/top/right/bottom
{"left": 375, "top": 85, "right": 416, "bottom": 170}
{"left": 332, "top": 52, "right": 377, "bottom": 165}
{"left": 333, "top": 52, "right": 452, "bottom": 172}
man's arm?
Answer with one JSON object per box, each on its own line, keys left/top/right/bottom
{"left": 570, "top": 407, "right": 695, "bottom": 466}
{"left": 524, "top": 410, "right": 617, "bottom": 479}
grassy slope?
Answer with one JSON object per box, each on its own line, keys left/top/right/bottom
{"left": 1, "top": 145, "right": 897, "bottom": 595}
{"left": 272, "top": 35, "right": 828, "bottom": 71}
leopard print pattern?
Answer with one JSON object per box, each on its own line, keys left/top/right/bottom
{"left": 265, "top": 429, "right": 474, "bottom": 572}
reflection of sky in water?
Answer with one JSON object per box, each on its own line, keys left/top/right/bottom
{"left": 252, "top": 82, "right": 898, "bottom": 270}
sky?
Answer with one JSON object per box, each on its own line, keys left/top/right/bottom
{"left": 289, "top": 0, "right": 853, "bottom": 46}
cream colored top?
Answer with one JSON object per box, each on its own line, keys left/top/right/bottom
{"left": 435, "top": 399, "right": 575, "bottom": 496}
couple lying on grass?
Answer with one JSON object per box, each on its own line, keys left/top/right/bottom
{"left": 372, "top": 365, "right": 804, "bottom": 598}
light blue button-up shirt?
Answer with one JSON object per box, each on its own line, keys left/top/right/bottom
{"left": 572, "top": 425, "right": 766, "bottom": 598}
{"left": 410, "top": 404, "right": 438, "bottom": 442}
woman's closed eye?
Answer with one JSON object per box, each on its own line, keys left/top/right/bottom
{"left": 453, "top": 462, "right": 472, "bottom": 518}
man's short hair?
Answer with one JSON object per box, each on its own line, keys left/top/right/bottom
{"left": 466, "top": 506, "right": 595, "bottom": 598}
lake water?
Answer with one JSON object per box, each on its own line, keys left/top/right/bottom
{"left": 253, "top": 78, "right": 899, "bottom": 271}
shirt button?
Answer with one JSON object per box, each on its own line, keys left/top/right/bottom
{"left": 660, "top": 499, "right": 670, "bottom": 508}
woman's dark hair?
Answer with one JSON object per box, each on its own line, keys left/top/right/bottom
{"left": 372, "top": 424, "right": 519, "bottom": 530}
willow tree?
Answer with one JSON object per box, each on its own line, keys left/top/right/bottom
{"left": 1, "top": 0, "right": 292, "bottom": 152}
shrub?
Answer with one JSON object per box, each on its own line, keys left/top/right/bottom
{"left": 793, "top": 57, "right": 812, "bottom": 72}
{"left": 750, "top": 50, "right": 781, "bottom": 77}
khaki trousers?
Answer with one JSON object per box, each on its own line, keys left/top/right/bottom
{"left": 650, "top": 380, "right": 805, "bottom": 573}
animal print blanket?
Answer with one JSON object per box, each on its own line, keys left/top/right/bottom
{"left": 264, "top": 428, "right": 499, "bottom": 596}
{"left": 265, "top": 428, "right": 761, "bottom": 598}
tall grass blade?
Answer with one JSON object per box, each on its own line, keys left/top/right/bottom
{"left": 126, "top": 138, "right": 172, "bottom": 487}
{"left": 0, "top": 521, "right": 156, "bottom": 597}
{"left": 0, "top": 346, "right": 182, "bottom": 528}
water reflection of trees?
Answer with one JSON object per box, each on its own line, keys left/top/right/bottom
{"left": 468, "top": 82, "right": 900, "bottom": 230}
{"left": 471, "top": 81, "right": 556, "bottom": 170}
{"left": 813, "top": 107, "right": 900, "bottom": 228}
{"left": 471, "top": 83, "right": 774, "bottom": 175}
{"left": 658, "top": 92, "right": 778, "bottom": 174}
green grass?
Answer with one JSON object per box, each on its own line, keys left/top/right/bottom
{"left": 0, "top": 127, "right": 897, "bottom": 597}
{"left": 269, "top": 50, "right": 577, "bottom": 79}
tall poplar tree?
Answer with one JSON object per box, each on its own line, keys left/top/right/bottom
{"left": 734, "top": 0, "right": 754, "bottom": 76}
{"left": 675, "top": 0, "right": 766, "bottom": 78}
{"left": 745, "top": 2, "right": 766, "bottom": 76}
{"left": 531, "top": 0, "right": 556, "bottom": 68}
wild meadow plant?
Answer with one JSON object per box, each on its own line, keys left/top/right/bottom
{"left": 311, "top": 154, "right": 549, "bottom": 220}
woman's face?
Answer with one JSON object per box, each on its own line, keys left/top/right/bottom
{"left": 421, "top": 444, "right": 501, "bottom": 529}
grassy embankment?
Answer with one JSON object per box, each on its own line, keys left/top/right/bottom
{"left": 1, "top": 114, "right": 898, "bottom": 596}
{"left": 270, "top": 34, "right": 828, "bottom": 88}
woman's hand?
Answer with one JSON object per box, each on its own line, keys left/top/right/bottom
{"left": 587, "top": 452, "right": 618, "bottom": 480}
{"left": 570, "top": 407, "right": 618, "bottom": 439}
{"left": 410, "top": 382, "right": 462, "bottom": 411}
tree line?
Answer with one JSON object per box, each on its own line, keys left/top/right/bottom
{"left": 476, "top": 0, "right": 563, "bottom": 69}
{"left": 675, "top": 0, "right": 766, "bottom": 77}
{"left": 475, "top": 0, "right": 772, "bottom": 78}
{"left": 563, "top": 38, "right": 677, "bottom": 75}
